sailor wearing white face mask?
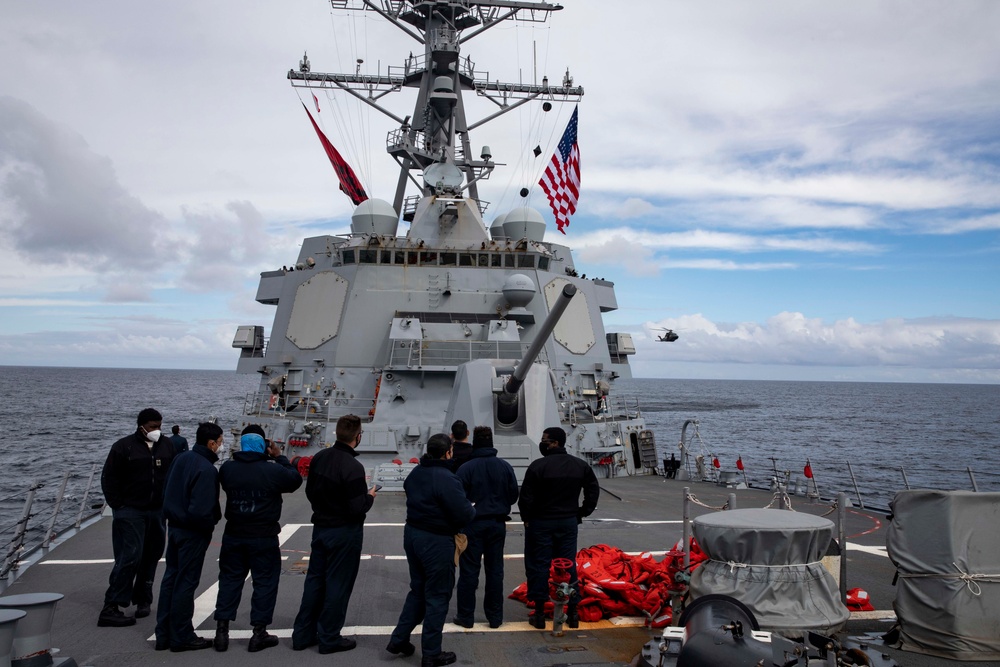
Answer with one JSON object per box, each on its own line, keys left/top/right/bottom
{"left": 98, "top": 407, "right": 178, "bottom": 627}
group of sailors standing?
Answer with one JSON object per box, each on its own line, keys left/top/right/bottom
{"left": 96, "top": 408, "right": 600, "bottom": 667}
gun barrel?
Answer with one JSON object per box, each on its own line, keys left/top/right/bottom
{"left": 505, "top": 283, "right": 577, "bottom": 394}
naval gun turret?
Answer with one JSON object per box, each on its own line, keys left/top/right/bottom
{"left": 497, "top": 283, "right": 576, "bottom": 424}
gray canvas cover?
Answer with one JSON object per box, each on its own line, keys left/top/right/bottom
{"left": 887, "top": 490, "right": 1000, "bottom": 661}
{"left": 690, "top": 508, "right": 848, "bottom": 636}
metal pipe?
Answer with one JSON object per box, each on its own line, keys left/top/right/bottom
{"left": 968, "top": 467, "right": 979, "bottom": 492}
{"left": 42, "top": 473, "right": 71, "bottom": 550}
{"left": 505, "top": 283, "right": 576, "bottom": 395}
{"left": 728, "top": 493, "right": 737, "bottom": 511}
{"left": 682, "top": 487, "right": 691, "bottom": 569}
{"left": 76, "top": 464, "right": 98, "bottom": 529}
{"left": 2, "top": 482, "right": 40, "bottom": 580}
{"left": 838, "top": 492, "right": 848, "bottom": 605}
{"left": 900, "top": 467, "right": 910, "bottom": 490}
{"left": 846, "top": 460, "right": 865, "bottom": 509}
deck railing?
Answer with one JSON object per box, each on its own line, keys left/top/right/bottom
{"left": 0, "top": 464, "right": 103, "bottom": 593}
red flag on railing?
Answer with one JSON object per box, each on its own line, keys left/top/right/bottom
{"left": 736, "top": 456, "right": 744, "bottom": 471}
{"left": 302, "top": 103, "right": 368, "bottom": 206}
{"left": 804, "top": 461, "right": 814, "bottom": 479}
{"left": 712, "top": 456, "right": 721, "bottom": 469}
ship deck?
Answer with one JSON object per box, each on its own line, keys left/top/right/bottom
{"left": 7, "top": 475, "right": 999, "bottom": 667}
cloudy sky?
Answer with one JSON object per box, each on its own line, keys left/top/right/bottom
{"left": 2, "top": 1, "right": 999, "bottom": 383}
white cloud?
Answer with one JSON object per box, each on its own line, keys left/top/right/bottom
{"left": 572, "top": 228, "right": 879, "bottom": 255}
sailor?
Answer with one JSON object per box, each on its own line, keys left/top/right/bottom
{"left": 154, "top": 422, "right": 224, "bottom": 651}
{"left": 518, "top": 427, "right": 600, "bottom": 629}
{"left": 212, "top": 425, "right": 302, "bottom": 652}
{"left": 453, "top": 426, "right": 519, "bottom": 629}
{"left": 168, "top": 425, "right": 188, "bottom": 455}
{"left": 292, "top": 414, "right": 375, "bottom": 654}
{"left": 98, "top": 407, "right": 177, "bottom": 627}
{"left": 449, "top": 420, "right": 473, "bottom": 470}
{"left": 387, "top": 433, "right": 475, "bottom": 667}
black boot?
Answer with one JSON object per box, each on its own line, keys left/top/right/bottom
{"left": 98, "top": 604, "right": 136, "bottom": 627}
{"left": 214, "top": 620, "right": 229, "bottom": 652}
{"left": 528, "top": 612, "right": 546, "bottom": 629}
{"left": 566, "top": 605, "right": 579, "bottom": 629}
{"left": 248, "top": 625, "right": 278, "bottom": 653}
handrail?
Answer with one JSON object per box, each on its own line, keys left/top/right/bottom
{"left": 0, "top": 465, "right": 102, "bottom": 592}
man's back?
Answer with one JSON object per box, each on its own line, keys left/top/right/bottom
{"left": 457, "top": 448, "right": 518, "bottom": 518}
{"left": 518, "top": 448, "right": 600, "bottom": 521}
{"left": 219, "top": 451, "right": 302, "bottom": 537}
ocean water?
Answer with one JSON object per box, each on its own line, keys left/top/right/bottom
{"left": 1, "top": 367, "right": 998, "bottom": 542}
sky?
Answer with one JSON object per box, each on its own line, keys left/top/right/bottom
{"left": 1, "top": 1, "right": 999, "bottom": 383}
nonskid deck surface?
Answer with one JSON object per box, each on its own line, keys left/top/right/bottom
{"left": 9, "top": 476, "right": 997, "bottom": 666}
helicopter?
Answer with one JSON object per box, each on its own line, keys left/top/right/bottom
{"left": 655, "top": 328, "right": 679, "bottom": 342}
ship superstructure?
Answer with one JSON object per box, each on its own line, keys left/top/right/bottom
{"left": 233, "top": 0, "right": 657, "bottom": 485}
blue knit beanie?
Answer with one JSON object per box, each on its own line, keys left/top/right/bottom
{"left": 241, "top": 433, "right": 266, "bottom": 453}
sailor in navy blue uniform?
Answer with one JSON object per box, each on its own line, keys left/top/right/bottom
{"left": 387, "top": 433, "right": 475, "bottom": 667}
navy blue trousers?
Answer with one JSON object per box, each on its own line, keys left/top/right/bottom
{"left": 214, "top": 534, "right": 281, "bottom": 626}
{"left": 456, "top": 519, "right": 507, "bottom": 624}
{"left": 390, "top": 525, "right": 456, "bottom": 658}
{"left": 524, "top": 517, "right": 580, "bottom": 608}
{"left": 292, "top": 523, "right": 363, "bottom": 650}
{"left": 104, "top": 506, "right": 166, "bottom": 608}
{"left": 155, "top": 525, "right": 211, "bottom": 647}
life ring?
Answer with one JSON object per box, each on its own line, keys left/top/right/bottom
{"left": 269, "top": 395, "right": 278, "bottom": 410}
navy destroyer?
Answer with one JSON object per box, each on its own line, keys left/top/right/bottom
{"left": 232, "top": 0, "right": 656, "bottom": 486}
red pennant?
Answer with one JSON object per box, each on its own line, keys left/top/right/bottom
{"left": 301, "top": 103, "right": 368, "bottom": 205}
{"left": 712, "top": 457, "right": 720, "bottom": 469}
{"left": 804, "top": 462, "right": 813, "bottom": 479}
{"left": 736, "top": 456, "right": 744, "bottom": 471}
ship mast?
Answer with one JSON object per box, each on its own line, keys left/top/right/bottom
{"left": 288, "top": 0, "right": 583, "bottom": 221}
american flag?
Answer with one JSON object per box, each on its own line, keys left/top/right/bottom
{"left": 538, "top": 106, "right": 580, "bottom": 234}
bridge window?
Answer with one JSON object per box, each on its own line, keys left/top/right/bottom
{"left": 342, "top": 249, "right": 356, "bottom": 264}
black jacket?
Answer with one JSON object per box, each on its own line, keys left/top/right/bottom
{"left": 451, "top": 441, "right": 473, "bottom": 470}
{"left": 405, "top": 457, "right": 475, "bottom": 536}
{"left": 219, "top": 451, "right": 302, "bottom": 538}
{"left": 306, "top": 441, "right": 374, "bottom": 527}
{"left": 162, "top": 444, "right": 222, "bottom": 537}
{"left": 517, "top": 447, "right": 600, "bottom": 522}
{"left": 101, "top": 428, "right": 176, "bottom": 511}
{"left": 456, "top": 447, "right": 519, "bottom": 521}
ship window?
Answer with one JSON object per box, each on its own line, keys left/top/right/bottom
{"left": 394, "top": 251, "right": 406, "bottom": 265}
{"left": 420, "top": 251, "right": 437, "bottom": 265}
{"left": 491, "top": 254, "right": 502, "bottom": 267}
{"left": 518, "top": 255, "right": 535, "bottom": 268}
{"left": 504, "top": 254, "right": 515, "bottom": 267}
{"left": 440, "top": 252, "right": 457, "bottom": 266}
{"left": 342, "top": 249, "right": 356, "bottom": 264}
{"left": 538, "top": 257, "right": 549, "bottom": 270}
{"left": 407, "top": 251, "right": 419, "bottom": 265}
{"left": 381, "top": 250, "right": 392, "bottom": 264}
{"left": 478, "top": 253, "right": 490, "bottom": 267}
{"left": 359, "top": 249, "right": 377, "bottom": 263}
{"left": 459, "top": 253, "right": 474, "bottom": 267}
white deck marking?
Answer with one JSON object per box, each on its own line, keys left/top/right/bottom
{"left": 151, "top": 617, "right": 651, "bottom": 643}
{"left": 846, "top": 542, "right": 889, "bottom": 558}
